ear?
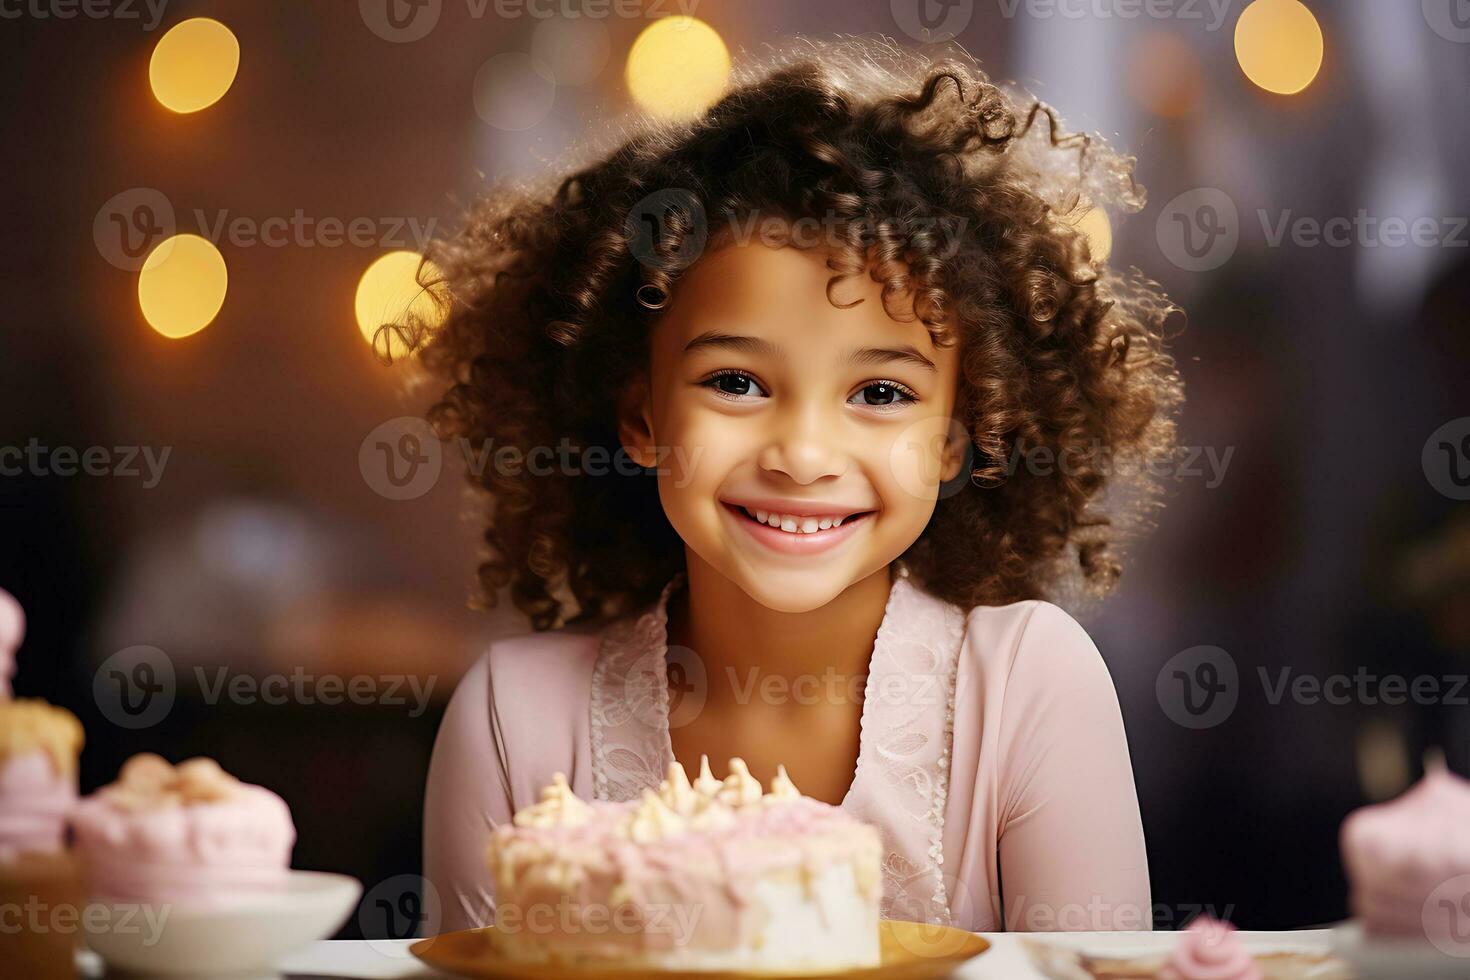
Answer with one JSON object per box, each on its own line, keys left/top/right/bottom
{"left": 616, "top": 373, "right": 658, "bottom": 469}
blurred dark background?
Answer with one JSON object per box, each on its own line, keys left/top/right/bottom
{"left": 1, "top": 0, "right": 1467, "bottom": 937}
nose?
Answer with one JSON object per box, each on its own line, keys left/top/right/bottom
{"left": 756, "top": 397, "right": 849, "bottom": 485}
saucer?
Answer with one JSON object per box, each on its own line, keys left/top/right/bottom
{"left": 82, "top": 869, "right": 361, "bottom": 976}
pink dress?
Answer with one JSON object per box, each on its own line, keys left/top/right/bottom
{"left": 423, "top": 564, "right": 1151, "bottom": 934}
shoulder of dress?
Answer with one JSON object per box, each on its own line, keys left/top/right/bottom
{"left": 957, "top": 598, "right": 1098, "bottom": 672}
{"left": 479, "top": 621, "right": 607, "bottom": 682}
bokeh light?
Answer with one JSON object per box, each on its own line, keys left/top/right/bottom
{"left": 531, "top": 16, "right": 611, "bottom": 87}
{"left": 137, "top": 234, "right": 228, "bottom": 339}
{"left": 354, "top": 251, "right": 447, "bottom": 360}
{"left": 149, "top": 18, "right": 240, "bottom": 113}
{"left": 473, "top": 52, "right": 556, "bottom": 131}
{"left": 625, "top": 16, "right": 730, "bottom": 120}
{"left": 1128, "top": 32, "right": 1204, "bottom": 118}
{"left": 1067, "top": 204, "right": 1113, "bottom": 264}
{"left": 1234, "top": 0, "right": 1324, "bottom": 96}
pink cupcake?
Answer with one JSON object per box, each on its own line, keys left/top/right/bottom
{"left": 0, "top": 589, "right": 82, "bottom": 854}
{"left": 0, "top": 588, "right": 88, "bottom": 980}
{"left": 1161, "top": 916, "right": 1262, "bottom": 980}
{"left": 73, "top": 753, "right": 296, "bottom": 907}
{"left": 1340, "top": 756, "right": 1470, "bottom": 947}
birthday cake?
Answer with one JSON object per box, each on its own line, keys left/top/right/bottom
{"left": 485, "top": 756, "right": 883, "bottom": 971}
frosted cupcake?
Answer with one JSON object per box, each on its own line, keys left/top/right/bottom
{"left": 73, "top": 753, "right": 296, "bottom": 907}
{"left": 1340, "top": 756, "right": 1470, "bottom": 947}
{"left": 0, "top": 588, "right": 88, "bottom": 980}
{"left": 1162, "top": 916, "right": 1262, "bottom": 980}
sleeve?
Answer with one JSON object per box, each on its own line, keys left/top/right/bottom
{"left": 994, "top": 602, "right": 1152, "bottom": 932}
{"left": 423, "top": 649, "right": 514, "bottom": 934}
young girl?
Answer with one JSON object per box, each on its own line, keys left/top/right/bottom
{"left": 416, "top": 39, "right": 1182, "bottom": 935}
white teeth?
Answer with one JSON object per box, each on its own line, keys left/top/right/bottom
{"left": 738, "top": 506, "right": 862, "bottom": 534}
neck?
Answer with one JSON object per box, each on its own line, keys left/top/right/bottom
{"left": 666, "top": 554, "right": 897, "bottom": 712}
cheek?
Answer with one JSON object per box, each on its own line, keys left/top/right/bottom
{"left": 872, "top": 415, "right": 956, "bottom": 520}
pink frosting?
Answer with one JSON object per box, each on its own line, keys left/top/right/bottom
{"left": 72, "top": 768, "right": 296, "bottom": 907}
{"left": 489, "top": 796, "right": 881, "bottom": 959}
{"left": 1162, "top": 916, "right": 1261, "bottom": 980}
{"left": 0, "top": 587, "right": 23, "bottom": 700}
{"left": 0, "top": 750, "right": 77, "bottom": 862}
{"left": 1340, "top": 760, "right": 1470, "bottom": 937}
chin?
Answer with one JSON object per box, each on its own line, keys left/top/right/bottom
{"left": 730, "top": 566, "right": 855, "bottom": 614}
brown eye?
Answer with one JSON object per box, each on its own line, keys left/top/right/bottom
{"left": 700, "top": 369, "right": 768, "bottom": 399}
{"left": 850, "top": 381, "right": 918, "bottom": 410}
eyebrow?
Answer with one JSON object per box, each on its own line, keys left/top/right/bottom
{"left": 683, "top": 331, "right": 938, "bottom": 374}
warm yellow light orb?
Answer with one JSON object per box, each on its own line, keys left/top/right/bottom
{"left": 150, "top": 18, "right": 240, "bottom": 113}
{"left": 625, "top": 16, "right": 730, "bottom": 120}
{"left": 1062, "top": 204, "right": 1113, "bottom": 264}
{"left": 1234, "top": 0, "right": 1324, "bottom": 96}
{"left": 355, "top": 251, "right": 447, "bottom": 360}
{"left": 138, "top": 234, "right": 228, "bottom": 339}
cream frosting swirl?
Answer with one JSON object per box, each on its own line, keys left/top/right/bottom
{"left": 101, "top": 753, "right": 242, "bottom": 811}
{"left": 513, "top": 757, "right": 811, "bottom": 843}
{"left": 1162, "top": 916, "right": 1261, "bottom": 980}
{"left": 513, "top": 772, "right": 592, "bottom": 828}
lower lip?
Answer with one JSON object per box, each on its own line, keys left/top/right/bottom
{"left": 721, "top": 502, "right": 873, "bottom": 556}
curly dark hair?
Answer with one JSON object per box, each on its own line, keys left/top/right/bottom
{"left": 393, "top": 38, "right": 1184, "bottom": 632}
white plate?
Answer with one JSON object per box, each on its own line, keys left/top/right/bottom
{"left": 82, "top": 869, "right": 362, "bottom": 976}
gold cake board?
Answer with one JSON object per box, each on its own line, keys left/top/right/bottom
{"left": 412, "top": 919, "right": 989, "bottom": 979}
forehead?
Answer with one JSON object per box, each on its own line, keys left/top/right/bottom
{"left": 650, "top": 239, "right": 950, "bottom": 360}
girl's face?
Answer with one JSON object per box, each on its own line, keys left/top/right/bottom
{"left": 619, "top": 239, "right": 966, "bottom": 613}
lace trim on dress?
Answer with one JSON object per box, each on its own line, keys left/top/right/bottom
{"left": 587, "top": 565, "right": 966, "bottom": 927}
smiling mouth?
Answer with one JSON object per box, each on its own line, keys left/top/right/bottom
{"left": 723, "top": 502, "right": 877, "bottom": 535}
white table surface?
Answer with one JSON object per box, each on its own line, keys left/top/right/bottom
{"left": 79, "top": 929, "right": 1328, "bottom": 978}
